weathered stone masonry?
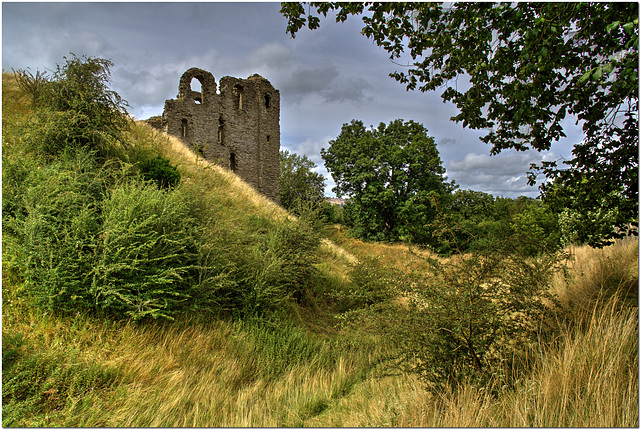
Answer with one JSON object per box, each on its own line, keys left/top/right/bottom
{"left": 147, "top": 68, "right": 280, "bottom": 202}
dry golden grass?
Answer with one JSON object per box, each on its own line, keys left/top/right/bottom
{"left": 4, "top": 74, "right": 636, "bottom": 426}
{"left": 328, "top": 225, "right": 434, "bottom": 271}
{"left": 394, "top": 292, "right": 638, "bottom": 427}
{"left": 58, "top": 320, "right": 366, "bottom": 427}
{"left": 395, "top": 239, "right": 639, "bottom": 427}
{"left": 552, "top": 236, "right": 638, "bottom": 311}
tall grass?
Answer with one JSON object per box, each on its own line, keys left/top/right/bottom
{"left": 396, "top": 291, "right": 638, "bottom": 427}
{"left": 553, "top": 237, "right": 639, "bottom": 313}
{"left": 3, "top": 72, "right": 636, "bottom": 427}
{"left": 396, "top": 238, "right": 639, "bottom": 427}
{"left": 3, "top": 310, "right": 377, "bottom": 427}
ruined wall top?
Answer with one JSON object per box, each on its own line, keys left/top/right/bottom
{"left": 177, "top": 67, "right": 217, "bottom": 103}
{"left": 148, "top": 68, "right": 281, "bottom": 202}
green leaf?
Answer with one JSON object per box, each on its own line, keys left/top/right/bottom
{"left": 577, "top": 69, "right": 593, "bottom": 85}
{"left": 592, "top": 66, "right": 603, "bottom": 81}
{"left": 606, "top": 21, "right": 621, "bottom": 33}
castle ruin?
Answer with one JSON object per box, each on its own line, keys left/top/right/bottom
{"left": 147, "top": 68, "right": 280, "bottom": 202}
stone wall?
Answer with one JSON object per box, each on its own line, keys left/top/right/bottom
{"left": 148, "top": 68, "right": 280, "bottom": 202}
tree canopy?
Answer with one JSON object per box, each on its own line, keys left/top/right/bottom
{"left": 281, "top": 2, "right": 638, "bottom": 245}
{"left": 322, "top": 119, "right": 451, "bottom": 244}
{"left": 279, "top": 149, "right": 326, "bottom": 213}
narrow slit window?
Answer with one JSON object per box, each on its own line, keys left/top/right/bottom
{"left": 235, "top": 85, "right": 244, "bottom": 110}
{"left": 181, "top": 119, "right": 188, "bottom": 137}
{"left": 264, "top": 94, "right": 270, "bottom": 108}
{"left": 230, "top": 153, "right": 237, "bottom": 172}
{"left": 218, "top": 117, "right": 225, "bottom": 145}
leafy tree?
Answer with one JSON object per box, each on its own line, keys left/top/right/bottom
{"left": 435, "top": 190, "right": 503, "bottom": 254}
{"left": 322, "top": 119, "right": 451, "bottom": 244}
{"left": 435, "top": 192, "right": 562, "bottom": 255}
{"left": 448, "top": 190, "right": 496, "bottom": 222}
{"left": 281, "top": 2, "right": 638, "bottom": 245}
{"left": 279, "top": 149, "right": 326, "bottom": 213}
{"left": 510, "top": 200, "right": 562, "bottom": 256}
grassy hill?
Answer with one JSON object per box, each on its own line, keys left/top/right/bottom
{"left": 2, "top": 71, "right": 638, "bottom": 427}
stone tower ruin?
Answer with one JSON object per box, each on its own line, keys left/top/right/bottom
{"left": 147, "top": 68, "right": 280, "bottom": 202}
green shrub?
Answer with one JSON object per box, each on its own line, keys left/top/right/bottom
{"left": 394, "top": 242, "right": 565, "bottom": 390}
{"left": 234, "top": 218, "right": 321, "bottom": 315}
{"left": 2, "top": 149, "right": 39, "bottom": 224}
{"left": 511, "top": 203, "right": 562, "bottom": 255}
{"left": 139, "top": 156, "right": 181, "bottom": 189}
{"left": 4, "top": 150, "right": 200, "bottom": 320}
{"left": 6, "top": 150, "right": 111, "bottom": 313}
{"left": 331, "top": 258, "right": 396, "bottom": 312}
{"left": 92, "top": 181, "right": 200, "bottom": 320}
{"left": 19, "top": 54, "right": 130, "bottom": 159}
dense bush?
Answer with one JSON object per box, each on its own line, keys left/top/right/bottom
{"left": 16, "top": 54, "right": 130, "bottom": 159}
{"left": 5, "top": 155, "right": 323, "bottom": 320}
{"left": 92, "top": 182, "right": 200, "bottom": 319}
{"left": 331, "top": 258, "right": 396, "bottom": 312}
{"left": 139, "top": 156, "right": 181, "bottom": 189}
{"left": 433, "top": 192, "right": 563, "bottom": 256}
{"left": 4, "top": 149, "right": 114, "bottom": 313}
{"left": 394, "top": 240, "right": 566, "bottom": 390}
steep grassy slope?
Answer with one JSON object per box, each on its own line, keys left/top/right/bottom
{"left": 3, "top": 72, "right": 637, "bottom": 427}
{"left": 2, "top": 71, "right": 374, "bottom": 426}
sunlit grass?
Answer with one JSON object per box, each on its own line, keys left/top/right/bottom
{"left": 3, "top": 72, "right": 637, "bottom": 427}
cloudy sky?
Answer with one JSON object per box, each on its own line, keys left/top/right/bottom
{"left": 3, "top": 2, "right": 585, "bottom": 198}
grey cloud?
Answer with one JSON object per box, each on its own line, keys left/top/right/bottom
{"left": 4, "top": 30, "right": 119, "bottom": 72}
{"left": 446, "top": 150, "right": 557, "bottom": 197}
{"left": 322, "top": 77, "right": 372, "bottom": 104}
{"left": 438, "top": 137, "right": 456, "bottom": 146}
{"left": 240, "top": 43, "right": 296, "bottom": 71}
{"left": 112, "top": 65, "right": 181, "bottom": 116}
{"left": 277, "top": 64, "right": 372, "bottom": 105}
{"left": 280, "top": 65, "right": 340, "bottom": 101}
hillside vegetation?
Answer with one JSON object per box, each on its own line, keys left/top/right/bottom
{"left": 2, "top": 62, "right": 638, "bottom": 427}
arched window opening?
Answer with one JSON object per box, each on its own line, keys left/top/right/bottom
{"left": 264, "top": 94, "right": 271, "bottom": 108}
{"left": 181, "top": 119, "right": 188, "bottom": 137}
{"left": 191, "top": 78, "right": 203, "bottom": 104}
{"left": 230, "top": 152, "right": 237, "bottom": 172}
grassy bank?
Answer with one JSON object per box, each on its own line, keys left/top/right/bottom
{"left": 3, "top": 70, "right": 638, "bottom": 427}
